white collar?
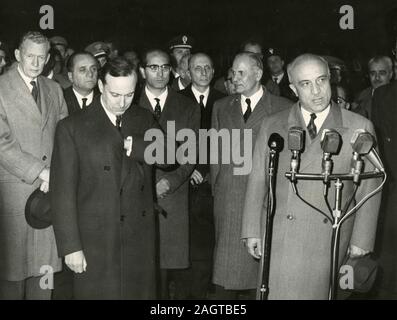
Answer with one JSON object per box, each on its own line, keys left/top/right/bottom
{"left": 191, "top": 85, "right": 210, "bottom": 106}
{"left": 178, "top": 77, "right": 186, "bottom": 90}
{"left": 100, "top": 96, "right": 118, "bottom": 126}
{"left": 17, "top": 65, "right": 37, "bottom": 91}
{"left": 300, "top": 104, "right": 331, "bottom": 131}
{"left": 273, "top": 72, "right": 285, "bottom": 84}
{"left": 241, "top": 86, "right": 264, "bottom": 113}
{"left": 73, "top": 88, "right": 94, "bottom": 109}
{"left": 145, "top": 86, "right": 168, "bottom": 111}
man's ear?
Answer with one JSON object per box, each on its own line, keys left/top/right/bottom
{"left": 67, "top": 72, "right": 73, "bottom": 83}
{"left": 15, "top": 49, "right": 21, "bottom": 62}
{"left": 256, "top": 69, "right": 263, "bottom": 82}
{"left": 139, "top": 66, "right": 146, "bottom": 80}
{"left": 98, "top": 79, "right": 104, "bottom": 94}
{"left": 289, "top": 83, "right": 298, "bottom": 97}
{"left": 45, "top": 53, "right": 50, "bottom": 65}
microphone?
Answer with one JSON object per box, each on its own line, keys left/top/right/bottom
{"left": 350, "top": 129, "right": 384, "bottom": 173}
{"left": 288, "top": 127, "right": 305, "bottom": 182}
{"left": 267, "top": 133, "right": 284, "bottom": 176}
{"left": 321, "top": 129, "right": 341, "bottom": 184}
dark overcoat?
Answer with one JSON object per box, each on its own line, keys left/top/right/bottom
{"left": 50, "top": 100, "right": 159, "bottom": 299}
{"left": 139, "top": 88, "right": 200, "bottom": 269}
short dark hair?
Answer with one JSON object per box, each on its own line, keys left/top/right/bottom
{"left": 99, "top": 56, "right": 136, "bottom": 84}
{"left": 66, "top": 51, "right": 97, "bottom": 72}
{"left": 140, "top": 49, "right": 170, "bottom": 68}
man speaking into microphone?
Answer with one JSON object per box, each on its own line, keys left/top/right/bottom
{"left": 241, "top": 54, "right": 382, "bottom": 299}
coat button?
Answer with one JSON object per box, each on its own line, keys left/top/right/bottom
{"left": 120, "top": 215, "right": 125, "bottom": 222}
{"left": 386, "top": 137, "right": 391, "bottom": 142}
{"left": 141, "top": 185, "right": 144, "bottom": 191}
{"left": 323, "top": 218, "right": 328, "bottom": 224}
{"left": 287, "top": 214, "right": 294, "bottom": 220}
{"left": 142, "top": 210, "right": 146, "bottom": 216}
{"left": 104, "top": 166, "right": 111, "bottom": 171}
{"left": 42, "top": 155, "right": 47, "bottom": 161}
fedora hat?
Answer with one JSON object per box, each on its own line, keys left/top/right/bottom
{"left": 25, "top": 188, "right": 52, "bottom": 229}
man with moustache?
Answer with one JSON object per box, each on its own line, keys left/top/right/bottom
{"left": 353, "top": 56, "right": 393, "bottom": 119}
{"left": 176, "top": 53, "right": 225, "bottom": 299}
{"left": 51, "top": 57, "right": 161, "bottom": 299}
{"left": 211, "top": 52, "right": 292, "bottom": 299}
{"left": 63, "top": 52, "right": 99, "bottom": 115}
{"left": 242, "top": 54, "right": 381, "bottom": 299}
{"left": 139, "top": 49, "right": 200, "bottom": 299}
{"left": 0, "top": 31, "right": 67, "bottom": 299}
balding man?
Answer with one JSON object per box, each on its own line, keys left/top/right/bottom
{"left": 176, "top": 53, "right": 225, "bottom": 299}
{"left": 242, "top": 54, "right": 382, "bottom": 299}
{"left": 210, "top": 52, "right": 292, "bottom": 299}
{"left": 353, "top": 56, "right": 394, "bottom": 119}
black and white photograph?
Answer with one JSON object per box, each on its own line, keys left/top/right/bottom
{"left": 0, "top": 0, "right": 396, "bottom": 308}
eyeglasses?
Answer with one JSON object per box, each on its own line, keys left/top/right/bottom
{"left": 145, "top": 64, "right": 172, "bottom": 72}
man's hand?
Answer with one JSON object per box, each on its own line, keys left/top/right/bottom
{"left": 65, "top": 250, "right": 87, "bottom": 273}
{"left": 190, "top": 170, "right": 204, "bottom": 185}
{"left": 39, "top": 168, "right": 50, "bottom": 193}
{"left": 348, "top": 244, "right": 370, "bottom": 258}
{"left": 156, "top": 178, "right": 170, "bottom": 199}
{"left": 246, "top": 237, "right": 262, "bottom": 260}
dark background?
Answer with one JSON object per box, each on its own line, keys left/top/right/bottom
{"left": 0, "top": 0, "right": 396, "bottom": 74}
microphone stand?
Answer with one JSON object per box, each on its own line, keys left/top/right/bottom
{"left": 285, "top": 170, "right": 385, "bottom": 300}
{"left": 257, "top": 148, "right": 278, "bottom": 300}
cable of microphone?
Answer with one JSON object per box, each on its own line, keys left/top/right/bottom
{"left": 350, "top": 129, "right": 375, "bottom": 183}
{"left": 320, "top": 129, "right": 341, "bottom": 184}
{"left": 288, "top": 127, "right": 304, "bottom": 182}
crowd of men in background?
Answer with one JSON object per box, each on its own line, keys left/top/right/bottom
{"left": 0, "top": 29, "right": 396, "bottom": 300}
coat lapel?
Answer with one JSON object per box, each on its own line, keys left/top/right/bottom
{"left": 9, "top": 68, "right": 42, "bottom": 124}
{"left": 245, "top": 90, "right": 270, "bottom": 128}
{"left": 229, "top": 95, "right": 245, "bottom": 128}
{"left": 37, "top": 76, "right": 54, "bottom": 129}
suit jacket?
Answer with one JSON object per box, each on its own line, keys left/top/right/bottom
{"left": 371, "top": 81, "right": 397, "bottom": 293}
{"left": 265, "top": 72, "right": 298, "bottom": 102}
{"left": 210, "top": 89, "right": 293, "bottom": 289}
{"left": 139, "top": 88, "right": 201, "bottom": 268}
{"left": 0, "top": 67, "right": 67, "bottom": 280}
{"left": 50, "top": 99, "right": 160, "bottom": 299}
{"left": 63, "top": 86, "right": 99, "bottom": 115}
{"left": 242, "top": 103, "right": 382, "bottom": 299}
{"left": 179, "top": 84, "right": 226, "bottom": 177}
{"left": 353, "top": 86, "right": 373, "bottom": 119}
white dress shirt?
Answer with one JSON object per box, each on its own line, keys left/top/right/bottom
{"left": 73, "top": 88, "right": 94, "bottom": 109}
{"left": 241, "top": 86, "right": 264, "bottom": 114}
{"left": 301, "top": 104, "right": 330, "bottom": 132}
{"left": 178, "top": 78, "right": 186, "bottom": 91}
{"left": 273, "top": 72, "right": 285, "bottom": 84}
{"left": 145, "top": 86, "right": 168, "bottom": 111}
{"left": 17, "top": 65, "right": 37, "bottom": 92}
{"left": 191, "top": 85, "right": 210, "bottom": 106}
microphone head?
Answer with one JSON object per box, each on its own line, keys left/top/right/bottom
{"left": 288, "top": 126, "right": 305, "bottom": 152}
{"left": 268, "top": 133, "right": 284, "bottom": 152}
{"left": 350, "top": 129, "right": 374, "bottom": 155}
{"left": 320, "top": 129, "right": 341, "bottom": 154}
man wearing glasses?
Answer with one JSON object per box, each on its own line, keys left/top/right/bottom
{"left": 139, "top": 49, "right": 200, "bottom": 299}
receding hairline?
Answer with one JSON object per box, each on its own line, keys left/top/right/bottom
{"left": 188, "top": 52, "right": 213, "bottom": 69}
{"left": 145, "top": 50, "right": 169, "bottom": 63}
{"left": 233, "top": 52, "right": 263, "bottom": 71}
{"left": 287, "top": 54, "right": 330, "bottom": 83}
{"left": 368, "top": 56, "right": 393, "bottom": 72}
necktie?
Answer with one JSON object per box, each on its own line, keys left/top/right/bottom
{"left": 154, "top": 98, "right": 161, "bottom": 120}
{"left": 307, "top": 113, "right": 317, "bottom": 140}
{"left": 273, "top": 77, "right": 278, "bottom": 84}
{"left": 116, "top": 115, "right": 122, "bottom": 131}
{"left": 243, "top": 98, "right": 252, "bottom": 123}
{"left": 199, "top": 95, "right": 205, "bottom": 111}
{"left": 30, "top": 80, "right": 38, "bottom": 103}
{"left": 82, "top": 98, "right": 88, "bottom": 109}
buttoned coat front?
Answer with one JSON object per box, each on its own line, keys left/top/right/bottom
{"left": 0, "top": 67, "right": 67, "bottom": 280}
{"left": 242, "top": 103, "right": 382, "bottom": 299}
